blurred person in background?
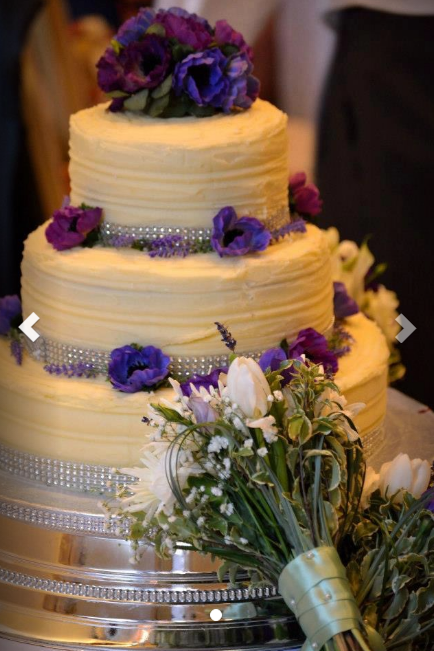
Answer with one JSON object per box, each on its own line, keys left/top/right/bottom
{"left": 316, "top": 2, "right": 434, "bottom": 405}
{"left": 0, "top": 1, "right": 44, "bottom": 296}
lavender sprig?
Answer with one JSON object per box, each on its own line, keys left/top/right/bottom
{"left": 107, "top": 234, "right": 137, "bottom": 248}
{"left": 10, "top": 338, "right": 23, "bottom": 366}
{"left": 148, "top": 235, "right": 191, "bottom": 258}
{"left": 215, "top": 322, "right": 237, "bottom": 352}
{"left": 328, "top": 323, "right": 354, "bottom": 358}
{"left": 44, "top": 362, "right": 98, "bottom": 378}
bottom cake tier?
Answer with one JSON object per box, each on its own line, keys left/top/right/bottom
{"left": 0, "top": 313, "right": 389, "bottom": 471}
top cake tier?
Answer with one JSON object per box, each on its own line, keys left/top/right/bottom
{"left": 69, "top": 99, "right": 289, "bottom": 230}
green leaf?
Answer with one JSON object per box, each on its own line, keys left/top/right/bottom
{"left": 251, "top": 472, "right": 274, "bottom": 486}
{"left": 110, "top": 39, "right": 122, "bottom": 55}
{"left": 220, "top": 44, "right": 239, "bottom": 57}
{"left": 416, "top": 579, "right": 434, "bottom": 615}
{"left": 171, "top": 42, "right": 194, "bottom": 62}
{"left": 146, "top": 22, "right": 166, "bottom": 37}
{"left": 151, "top": 75, "right": 173, "bottom": 99}
{"left": 148, "top": 93, "right": 171, "bottom": 117}
{"left": 347, "top": 560, "right": 362, "bottom": 596}
{"left": 323, "top": 500, "right": 339, "bottom": 536}
{"left": 208, "top": 515, "right": 228, "bottom": 536}
{"left": 234, "top": 447, "right": 254, "bottom": 457}
{"left": 124, "top": 89, "right": 149, "bottom": 111}
{"left": 383, "top": 587, "right": 409, "bottom": 619}
{"left": 353, "top": 520, "right": 379, "bottom": 543}
{"left": 106, "top": 90, "right": 129, "bottom": 98}
{"left": 188, "top": 103, "right": 216, "bottom": 118}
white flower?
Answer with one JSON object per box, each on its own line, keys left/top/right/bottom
{"left": 257, "top": 447, "right": 268, "bottom": 457}
{"left": 273, "top": 390, "right": 283, "bottom": 401}
{"left": 197, "top": 516, "right": 205, "bottom": 527}
{"left": 220, "top": 502, "right": 234, "bottom": 516}
{"left": 211, "top": 486, "right": 223, "bottom": 497}
{"left": 378, "top": 453, "right": 431, "bottom": 503}
{"left": 360, "top": 466, "right": 380, "bottom": 509}
{"left": 246, "top": 415, "right": 278, "bottom": 443}
{"left": 119, "top": 440, "right": 201, "bottom": 519}
{"left": 364, "top": 285, "right": 400, "bottom": 348}
{"left": 338, "top": 239, "right": 359, "bottom": 263}
{"left": 244, "top": 438, "right": 254, "bottom": 448}
{"left": 225, "top": 356, "right": 270, "bottom": 418}
{"left": 208, "top": 435, "right": 229, "bottom": 454}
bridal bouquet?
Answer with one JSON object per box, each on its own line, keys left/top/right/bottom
{"left": 112, "top": 351, "right": 433, "bottom": 651}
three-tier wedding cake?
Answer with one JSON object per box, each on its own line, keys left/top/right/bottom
{"left": 0, "top": 7, "right": 389, "bottom": 475}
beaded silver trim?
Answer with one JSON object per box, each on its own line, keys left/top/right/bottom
{"left": 23, "top": 334, "right": 264, "bottom": 380}
{"left": 361, "top": 423, "right": 385, "bottom": 458}
{"left": 100, "top": 206, "right": 291, "bottom": 249}
{"left": 0, "top": 444, "right": 135, "bottom": 494}
{"left": 0, "top": 500, "right": 122, "bottom": 536}
{"left": 0, "top": 567, "right": 277, "bottom": 604}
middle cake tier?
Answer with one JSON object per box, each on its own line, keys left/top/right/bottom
{"left": 21, "top": 224, "right": 333, "bottom": 357}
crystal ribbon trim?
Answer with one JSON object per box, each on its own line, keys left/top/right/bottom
{"left": 22, "top": 317, "right": 335, "bottom": 380}
{"left": 0, "top": 443, "right": 135, "bottom": 494}
{"left": 0, "top": 567, "right": 277, "bottom": 604}
{"left": 23, "top": 335, "right": 264, "bottom": 379}
{"left": 0, "top": 420, "right": 382, "bottom": 496}
{"left": 100, "top": 205, "right": 291, "bottom": 249}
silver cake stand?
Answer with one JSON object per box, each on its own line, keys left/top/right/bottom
{"left": 0, "top": 389, "right": 433, "bottom": 651}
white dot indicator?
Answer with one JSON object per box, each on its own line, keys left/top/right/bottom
{"left": 210, "top": 608, "right": 223, "bottom": 622}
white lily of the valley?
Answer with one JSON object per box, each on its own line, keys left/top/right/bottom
{"left": 225, "top": 356, "right": 270, "bottom": 418}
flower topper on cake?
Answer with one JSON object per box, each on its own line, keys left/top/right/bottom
{"left": 96, "top": 7, "right": 259, "bottom": 118}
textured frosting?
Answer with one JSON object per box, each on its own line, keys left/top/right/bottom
{"left": 0, "top": 313, "right": 388, "bottom": 467}
{"left": 69, "top": 100, "right": 289, "bottom": 228}
{"left": 335, "top": 313, "right": 389, "bottom": 435}
{"left": 21, "top": 224, "right": 333, "bottom": 356}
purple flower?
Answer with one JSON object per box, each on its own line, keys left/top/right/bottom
{"left": 173, "top": 48, "right": 229, "bottom": 108}
{"left": 97, "top": 35, "right": 171, "bottom": 95}
{"left": 148, "top": 235, "right": 191, "bottom": 258}
{"left": 188, "top": 396, "right": 217, "bottom": 426}
{"left": 289, "top": 172, "right": 323, "bottom": 218}
{"left": 108, "top": 345, "right": 170, "bottom": 393}
{"left": 211, "top": 206, "right": 271, "bottom": 257}
{"left": 155, "top": 7, "right": 213, "bottom": 50}
{"left": 333, "top": 282, "right": 359, "bottom": 320}
{"left": 180, "top": 367, "right": 227, "bottom": 397}
{"left": 215, "top": 19, "right": 254, "bottom": 60}
{"left": 289, "top": 328, "right": 338, "bottom": 375}
{"left": 222, "top": 52, "right": 259, "bottom": 112}
{"left": 10, "top": 339, "right": 23, "bottom": 366}
{"left": 115, "top": 7, "right": 155, "bottom": 47}
{"left": 259, "top": 347, "right": 294, "bottom": 386}
{"left": 329, "top": 322, "right": 354, "bottom": 358}
{"left": 0, "top": 295, "right": 22, "bottom": 335}
{"left": 45, "top": 204, "right": 102, "bottom": 251}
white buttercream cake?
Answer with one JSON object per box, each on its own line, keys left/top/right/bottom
{"left": 0, "top": 98, "right": 389, "bottom": 468}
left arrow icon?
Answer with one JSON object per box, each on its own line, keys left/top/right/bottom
{"left": 19, "top": 313, "right": 40, "bottom": 342}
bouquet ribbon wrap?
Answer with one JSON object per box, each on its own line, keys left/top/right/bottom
{"left": 278, "top": 546, "right": 386, "bottom": 651}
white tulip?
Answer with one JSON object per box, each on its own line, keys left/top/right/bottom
{"left": 225, "top": 357, "right": 270, "bottom": 418}
{"left": 361, "top": 466, "right": 380, "bottom": 509}
{"left": 379, "top": 453, "right": 431, "bottom": 503}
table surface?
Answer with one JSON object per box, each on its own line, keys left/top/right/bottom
{"left": 1, "top": 389, "right": 433, "bottom": 651}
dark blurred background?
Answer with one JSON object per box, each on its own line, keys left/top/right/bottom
{"left": 0, "top": 0, "right": 433, "bottom": 405}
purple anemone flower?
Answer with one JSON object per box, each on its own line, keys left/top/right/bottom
{"left": 289, "top": 328, "right": 338, "bottom": 375}
{"left": 173, "top": 48, "right": 229, "bottom": 108}
{"left": 211, "top": 206, "right": 271, "bottom": 257}
{"left": 180, "top": 367, "right": 227, "bottom": 397}
{"left": 108, "top": 345, "right": 170, "bottom": 393}
{"left": 333, "top": 282, "right": 359, "bottom": 320}
{"left": 259, "top": 347, "right": 294, "bottom": 386}
{"left": 155, "top": 7, "right": 213, "bottom": 50}
{"left": 222, "top": 52, "right": 259, "bottom": 112}
{"left": 114, "top": 7, "right": 156, "bottom": 47}
{"left": 215, "top": 19, "right": 254, "bottom": 60}
{"left": 188, "top": 396, "right": 217, "bottom": 426}
{"left": 45, "top": 203, "right": 102, "bottom": 251}
{"left": 289, "top": 172, "right": 323, "bottom": 218}
{"left": 0, "top": 295, "right": 22, "bottom": 335}
{"left": 97, "top": 35, "right": 171, "bottom": 95}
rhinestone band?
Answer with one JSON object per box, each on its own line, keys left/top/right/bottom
{"left": 23, "top": 335, "right": 265, "bottom": 380}
{"left": 361, "top": 423, "right": 385, "bottom": 458}
{"left": 0, "top": 567, "right": 277, "bottom": 604}
{"left": 100, "top": 206, "right": 291, "bottom": 249}
{"left": 0, "top": 499, "right": 123, "bottom": 536}
{"left": 0, "top": 444, "right": 136, "bottom": 494}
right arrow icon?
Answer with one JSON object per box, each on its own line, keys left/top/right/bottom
{"left": 395, "top": 313, "right": 416, "bottom": 343}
